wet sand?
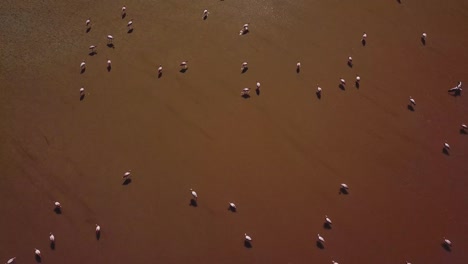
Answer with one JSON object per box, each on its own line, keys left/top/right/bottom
{"left": 1, "top": 0, "right": 467, "bottom": 263}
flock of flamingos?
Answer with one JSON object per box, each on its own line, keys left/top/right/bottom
{"left": 5, "top": 3, "right": 466, "bottom": 264}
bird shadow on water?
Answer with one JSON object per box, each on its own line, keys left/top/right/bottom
{"left": 241, "top": 67, "right": 248, "bottom": 74}
{"left": 122, "top": 178, "right": 132, "bottom": 185}
{"left": 323, "top": 223, "right": 332, "bottom": 229}
{"left": 348, "top": 62, "right": 353, "bottom": 68}
{"left": 107, "top": 65, "right": 112, "bottom": 72}
{"left": 244, "top": 241, "right": 252, "bottom": 248}
{"left": 339, "top": 188, "right": 349, "bottom": 195}
{"left": 361, "top": 39, "right": 366, "bottom": 46}
{"left": 442, "top": 148, "right": 450, "bottom": 155}
{"left": 407, "top": 105, "right": 415, "bottom": 111}
{"left": 122, "top": 13, "right": 126, "bottom": 19}
{"left": 127, "top": 28, "right": 134, "bottom": 34}
{"left": 190, "top": 199, "right": 198, "bottom": 207}
{"left": 441, "top": 243, "right": 452, "bottom": 252}
{"left": 50, "top": 242, "right": 55, "bottom": 250}
{"left": 256, "top": 89, "right": 260, "bottom": 96}
{"left": 158, "top": 72, "right": 162, "bottom": 78}
{"left": 316, "top": 241, "right": 324, "bottom": 249}
{"left": 80, "top": 94, "right": 85, "bottom": 101}
{"left": 35, "top": 255, "right": 42, "bottom": 263}
{"left": 203, "top": 15, "right": 208, "bottom": 20}
{"left": 54, "top": 208, "right": 62, "bottom": 214}
{"left": 460, "top": 129, "right": 467, "bottom": 135}
{"left": 339, "top": 84, "right": 345, "bottom": 90}
{"left": 316, "top": 92, "right": 322, "bottom": 100}
{"left": 86, "top": 28, "right": 91, "bottom": 33}
{"left": 228, "top": 206, "right": 237, "bottom": 213}
{"left": 180, "top": 68, "right": 188, "bottom": 73}
{"left": 107, "top": 43, "right": 114, "bottom": 48}
{"left": 80, "top": 68, "right": 86, "bottom": 74}
{"left": 96, "top": 232, "right": 101, "bottom": 240}
{"left": 296, "top": 68, "right": 300, "bottom": 74}
{"left": 242, "top": 94, "right": 251, "bottom": 99}
{"left": 88, "top": 51, "right": 97, "bottom": 56}
{"left": 355, "top": 81, "right": 360, "bottom": 89}
{"left": 421, "top": 37, "right": 426, "bottom": 46}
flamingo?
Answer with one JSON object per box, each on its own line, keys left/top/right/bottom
{"left": 229, "top": 202, "right": 236, "bottom": 210}
{"left": 127, "top": 19, "right": 133, "bottom": 29}
{"left": 348, "top": 56, "right": 353, "bottom": 66}
{"left": 190, "top": 189, "right": 198, "bottom": 200}
{"left": 89, "top": 45, "right": 97, "bottom": 53}
{"left": 256, "top": 82, "right": 261, "bottom": 90}
{"left": 121, "top": 6, "right": 126, "bottom": 15}
{"left": 122, "top": 171, "right": 131, "bottom": 181}
{"left": 54, "top": 201, "right": 61, "bottom": 209}
{"left": 296, "top": 61, "right": 301, "bottom": 72}
{"left": 317, "top": 234, "right": 325, "bottom": 243}
{"left": 202, "top": 9, "right": 209, "bottom": 19}
{"left": 457, "top": 81, "right": 462, "bottom": 89}
{"left": 85, "top": 18, "right": 91, "bottom": 28}
{"left": 443, "top": 237, "right": 452, "bottom": 247}
{"left": 107, "top": 35, "right": 114, "bottom": 44}
{"left": 107, "top": 59, "right": 112, "bottom": 69}
{"left": 34, "top": 249, "right": 41, "bottom": 258}
{"left": 80, "top": 87, "right": 85, "bottom": 94}
{"left": 356, "top": 75, "right": 361, "bottom": 83}
{"left": 340, "top": 78, "right": 346, "bottom": 86}
{"left": 80, "top": 60, "right": 86, "bottom": 70}
{"left": 362, "top": 32, "right": 367, "bottom": 40}
{"left": 406, "top": 261, "right": 412, "bottom": 264}
{"left": 180, "top": 61, "right": 188, "bottom": 69}
{"left": 409, "top": 96, "right": 416, "bottom": 106}
{"left": 241, "top": 87, "right": 250, "bottom": 96}
{"left": 340, "top": 183, "right": 349, "bottom": 190}
{"left": 158, "top": 65, "right": 163, "bottom": 74}
{"left": 317, "top": 86, "right": 322, "bottom": 94}
{"left": 96, "top": 224, "right": 101, "bottom": 234}
{"left": 443, "top": 142, "right": 450, "bottom": 150}
{"left": 461, "top": 124, "right": 467, "bottom": 130}
{"left": 241, "top": 62, "right": 248, "bottom": 71}
{"left": 240, "top": 23, "right": 249, "bottom": 35}
{"left": 422, "top": 32, "right": 427, "bottom": 40}
{"left": 332, "top": 261, "right": 339, "bottom": 264}
{"left": 244, "top": 233, "right": 252, "bottom": 242}
{"left": 325, "top": 215, "right": 332, "bottom": 225}
{"left": 49, "top": 232, "right": 55, "bottom": 243}
{"left": 6, "top": 257, "right": 16, "bottom": 264}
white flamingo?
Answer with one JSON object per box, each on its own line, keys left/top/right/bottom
{"left": 241, "top": 62, "right": 248, "bottom": 71}
{"left": 49, "top": 232, "right": 55, "bottom": 243}
{"left": 241, "top": 88, "right": 250, "bottom": 96}
{"left": 6, "top": 257, "right": 16, "bottom": 264}
{"left": 422, "top": 32, "right": 427, "bottom": 40}
{"left": 317, "top": 86, "right": 322, "bottom": 94}
{"left": 240, "top": 23, "right": 249, "bottom": 35}
{"left": 409, "top": 96, "right": 416, "bottom": 106}
{"left": 462, "top": 124, "right": 467, "bottom": 130}
{"left": 356, "top": 75, "right": 361, "bottom": 83}
{"left": 127, "top": 19, "right": 133, "bottom": 29}
{"left": 348, "top": 56, "right": 353, "bottom": 64}
{"left": 202, "top": 9, "right": 209, "bottom": 19}
{"left": 96, "top": 224, "right": 101, "bottom": 234}
{"left": 80, "top": 87, "right": 85, "bottom": 94}
{"left": 296, "top": 61, "right": 301, "bottom": 71}
{"left": 362, "top": 32, "right": 367, "bottom": 41}
{"left": 443, "top": 237, "right": 452, "bottom": 247}
{"left": 340, "top": 78, "right": 346, "bottom": 85}
{"left": 107, "top": 35, "right": 114, "bottom": 44}
{"left": 325, "top": 215, "right": 332, "bottom": 225}
{"left": 317, "top": 234, "right": 325, "bottom": 243}
{"left": 121, "top": 6, "right": 126, "bottom": 15}
{"left": 34, "top": 249, "right": 41, "bottom": 257}
{"left": 180, "top": 61, "right": 188, "bottom": 69}
{"left": 190, "top": 188, "right": 198, "bottom": 200}
{"left": 54, "top": 201, "right": 61, "bottom": 209}
{"left": 123, "top": 171, "right": 131, "bottom": 180}
{"left": 406, "top": 261, "right": 412, "bottom": 264}
{"left": 229, "top": 202, "right": 236, "bottom": 210}
{"left": 107, "top": 59, "right": 112, "bottom": 68}
{"left": 158, "top": 65, "right": 163, "bottom": 74}
{"left": 244, "top": 233, "right": 252, "bottom": 241}
{"left": 85, "top": 18, "right": 91, "bottom": 28}
{"left": 89, "top": 45, "right": 97, "bottom": 53}
{"left": 340, "top": 183, "right": 349, "bottom": 190}
{"left": 444, "top": 142, "right": 450, "bottom": 150}
{"left": 80, "top": 60, "right": 86, "bottom": 70}
{"left": 332, "top": 261, "right": 339, "bottom": 264}
{"left": 256, "top": 82, "right": 261, "bottom": 89}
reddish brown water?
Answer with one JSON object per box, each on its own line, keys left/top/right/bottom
{"left": 1, "top": 0, "right": 467, "bottom": 263}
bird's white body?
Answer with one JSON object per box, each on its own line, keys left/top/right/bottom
{"left": 356, "top": 75, "right": 361, "bottom": 82}
{"left": 107, "top": 59, "right": 112, "bottom": 66}
{"left": 340, "top": 183, "right": 349, "bottom": 189}
{"left": 6, "top": 257, "right": 16, "bottom": 264}
{"left": 80, "top": 61, "right": 86, "bottom": 69}
{"left": 317, "top": 234, "right": 325, "bottom": 243}
{"left": 96, "top": 224, "right": 101, "bottom": 233}
{"left": 123, "top": 171, "right": 131, "bottom": 179}
{"left": 444, "top": 238, "right": 452, "bottom": 246}
{"left": 158, "top": 65, "right": 163, "bottom": 73}
{"left": 406, "top": 261, "right": 412, "bottom": 264}
{"left": 34, "top": 249, "right": 41, "bottom": 256}
{"left": 444, "top": 143, "right": 450, "bottom": 150}
{"left": 244, "top": 233, "right": 252, "bottom": 241}
{"left": 49, "top": 233, "right": 55, "bottom": 242}
{"left": 203, "top": 10, "right": 209, "bottom": 17}
{"left": 325, "top": 215, "right": 332, "bottom": 225}
{"left": 422, "top": 32, "right": 427, "bottom": 39}
{"left": 241, "top": 88, "right": 250, "bottom": 95}
{"left": 107, "top": 35, "right": 113, "bottom": 40}
{"left": 86, "top": 19, "right": 91, "bottom": 26}
{"left": 180, "top": 61, "right": 188, "bottom": 69}
{"left": 409, "top": 97, "right": 416, "bottom": 106}
{"left": 297, "top": 62, "right": 301, "bottom": 69}
{"left": 317, "top": 87, "right": 322, "bottom": 93}
{"left": 128, "top": 20, "right": 133, "bottom": 27}
{"left": 80, "top": 87, "right": 85, "bottom": 93}
{"left": 362, "top": 32, "right": 367, "bottom": 39}
{"left": 332, "top": 261, "right": 339, "bottom": 264}
{"left": 462, "top": 124, "right": 467, "bottom": 129}
{"left": 190, "top": 189, "right": 198, "bottom": 199}
{"left": 54, "top": 201, "right": 61, "bottom": 208}
{"left": 229, "top": 202, "right": 236, "bottom": 209}
{"left": 256, "top": 82, "right": 260, "bottom": 89}
{"left": 242, "top": 62, "right": 248, "bottom": 68}
{"left": 340, "top": 78, "right": 346, "bottom": 85}
{"left": 89, "top": 45, "right": 96, "bottom": 50}
{"left": 122, "top": 6, "right": 126, "bottom": 13}
{"left": 348, "top": 56, "right": 353, "bottom": 62}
